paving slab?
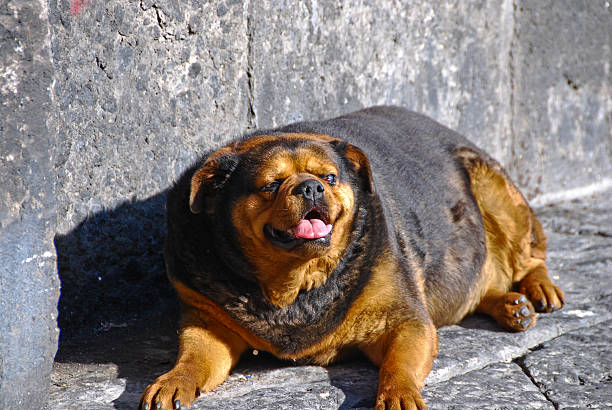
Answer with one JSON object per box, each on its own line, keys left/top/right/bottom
{"left": 518, "top": 320, "right": 612, "bottom": 409}
{"left": 422, "top": 363, "right": 554, "bottom": 409}
{"left": 47, "top": 188, "right": 612, "bottom": 409}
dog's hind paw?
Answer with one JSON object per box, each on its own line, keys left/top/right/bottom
{"left": 519, "top": 270, "right": 565, "bottom": 313}
{"left": 497, "top": 292, "right": 537, "bottom": 331}
{"left": 477, "top": 290, "right": 537, "bottom": 332}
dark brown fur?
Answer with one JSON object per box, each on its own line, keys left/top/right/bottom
{"left": 140, "top": 107, "right": 564, "bottom": 410}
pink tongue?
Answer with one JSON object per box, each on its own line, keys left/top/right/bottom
{"left": 294, "top": 219, "right": 332, "bottom": 239}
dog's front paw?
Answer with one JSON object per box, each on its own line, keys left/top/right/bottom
{"left": 376, "top": 381, "right": 427, "bottom": 410}
{"left": 140, "top": 371, "right": 201, "bottom": 410}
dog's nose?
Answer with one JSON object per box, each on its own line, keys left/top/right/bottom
{"left": 294, "top": 179, "right": 325, "bottom": 202}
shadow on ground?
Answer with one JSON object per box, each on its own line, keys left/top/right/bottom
{"left": 53, "top": 191, "right": 180, "bottom": 408}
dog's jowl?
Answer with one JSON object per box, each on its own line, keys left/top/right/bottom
{"left": 140, "top": 106, "right": 564, "bottom": 410}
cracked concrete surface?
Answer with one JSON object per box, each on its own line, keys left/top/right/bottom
{"left": 47, "top": 188, "right": 612, "bottom": 409}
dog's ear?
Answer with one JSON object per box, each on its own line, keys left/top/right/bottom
{"left": 189, "top": 154, "right": 240, "bottom": 214}
{"left": 329, "top": 140, "right": 374, "bottom": 194}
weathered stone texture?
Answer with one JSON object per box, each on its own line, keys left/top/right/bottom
{"left": 249, "top": 0, "right": 516, "bottom": 164}
{"left": 0, "top": 0, "right": 59, "bottom": 408}
{"left": 48, "top": 0, "right": 252, "bottom": 333}
{"left": 509, "top": 0, "right": 612, "bottom": 197}
{"left": 520, "top": 320, "right": 612, "bottom": 409}
{"left": 422, "top": 363, "right": 554, "bottom": 409}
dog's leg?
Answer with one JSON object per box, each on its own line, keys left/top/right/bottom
{"left": 362, "top": 321, "right": 438, "bottom": 410}
{"left": 140, "top": 309, "right": 247, "bottom": 410}
{"left": 457, "top": 148, "right": 564, "bottom": 331}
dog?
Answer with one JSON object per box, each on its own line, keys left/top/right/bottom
{"left": 140, "top": 106, "right": 564, "bottom": 410}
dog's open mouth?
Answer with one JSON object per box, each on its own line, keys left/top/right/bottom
{"left": 264, "top": 208, "right": 333, "bottom": 250}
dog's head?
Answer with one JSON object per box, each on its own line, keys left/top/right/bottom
{"left": 188, "top": 133, "right": 373, "bottom": 306}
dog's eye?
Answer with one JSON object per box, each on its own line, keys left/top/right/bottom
{"left": 259, "top": 180, "right": 283, "bottom": 193}
{"left": 322, "top": 174, "right": 337, "bottom": 186}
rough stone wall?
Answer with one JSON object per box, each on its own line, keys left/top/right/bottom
{"left": 0, "top": 0, "right": 60, "bottom": 407}
{"left": 509, "top": 0, "right": 612, "bottom": 196}
{"left": 48, "top": 0, "right": 252, "bottom": 336}
{"left": 0, "top": 0, "right": 610, "bottom": 407}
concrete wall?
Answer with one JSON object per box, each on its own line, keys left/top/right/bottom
{"left": 1, "top": 0, "right": 610, "bottom": 406}
{"left": 0, "top": 1, "right": 60, "bottom": 407}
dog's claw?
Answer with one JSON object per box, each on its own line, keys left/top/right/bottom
{"left": 156, "top": 402, "right": 162, "bottom": 409}
{"left": 144, "top": 404, "right": 149, "bottom": 410}
{"left": 174, "top": 400, "right": 181, "bottom": 409}
{"left": 535, "top": 300, "right": 546, "bottom": 312}
{"left": 514, "top": 295, "right": 527, "bottom": 305}
{"left": 520, "top": 318, "right": 531, "bottom": 329}
{"left": 520, "top": 306, "right": 531, "bottom": 317}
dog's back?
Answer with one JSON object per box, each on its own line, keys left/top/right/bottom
{"left": 278, "top": 106, "right": 487, "bottom": 325}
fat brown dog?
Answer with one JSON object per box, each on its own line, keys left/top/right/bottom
{"left": 140, "top": 106, "right": 564, "bottom": 410}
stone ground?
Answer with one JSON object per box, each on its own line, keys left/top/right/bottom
{"left": 47, "top": 188, "right": 612, "bottom": 409}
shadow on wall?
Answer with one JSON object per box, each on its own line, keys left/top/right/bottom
{"left": 54, "top": 191, "right": 175, "bottom": 342}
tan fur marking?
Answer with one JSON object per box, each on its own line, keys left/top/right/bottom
{"left": 456, "top": 150, "right": 564, "bottom": 328}
{"left": 355, "top": 254, "right": 437, "bottom": 409}
{"left": 451, "top": 157, "right": 528, "bottom": 316}
{"left": 172, "top": 280, "right": 278, "bottom": 353}
{"left": 301, "top": 252, "right": 435, "bottom": 368}
{"left": 231, "top": 145, "right": 356, "bottom": 308}
{"left": 368, "top": 320, "right": 437, "bottom": 410}
{"left": 171, "top": 252, "right": 435, "bottom": 371}
{"left": 139, "top": 299, "right": 248, "bottom": 408}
